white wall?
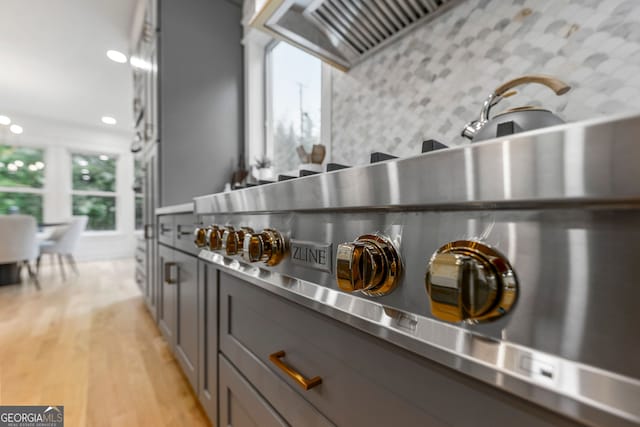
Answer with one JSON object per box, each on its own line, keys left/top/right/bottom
{"left": 1, "top": 112, "right": 136, "bottom": 261}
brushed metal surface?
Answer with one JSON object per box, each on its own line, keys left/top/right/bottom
{"left": 194, "top": 113, "right": 640, "bottom": 214}
{"left": 290, "top": 240, "right": 333, "bottom": 273}
{"left": 253, "top": 0, "right": 461, "bottom": 70}
{"left": 194, "top": 113, "right": 640, "bottom": 426}
{"left": 155, "top": 202, "right": 194, "bottom": 215}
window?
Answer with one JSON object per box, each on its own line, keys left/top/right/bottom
{"left": 71, "top": 153, "right": 117, "bottom": 231}
{"left": 267, "top": 42, "right": 322, "bottom": 174}
{"left": 0, "top": 145, "right": 45, "bottom": 222}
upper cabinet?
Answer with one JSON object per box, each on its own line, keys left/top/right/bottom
{"left": 130, "top": 0, "right": 158, "bottom": 153}
{"left": 248, "top": 0, "right": 463, "bottom": 71}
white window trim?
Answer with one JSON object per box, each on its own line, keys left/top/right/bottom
{"left": 0, "top": 144, "right": 47, "bottom": 220}
{"left": 70, "top": 150, "right": 119, "bottom": 233}
{"left": 242, "top": 27, "right": 332, "bottom": 172}
{"left": 0, "top": 186, "right": 45, "bottom": 195}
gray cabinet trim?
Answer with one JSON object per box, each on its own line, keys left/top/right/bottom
{"left": 198, "top": 262, "right": 218, "bottom": 424}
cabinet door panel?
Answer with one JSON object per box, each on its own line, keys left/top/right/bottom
{"left": 143, "top": 150, "right": 158, "bottom": 318}
{"left": 175, "top": 250, "right": 198, "bottom": 390}
{"left": 158, "top": 244, "right": 176, "bottom": 348}
{"left": 220, "top": 273, "right": 580, "bottom": 427}
{"left": 198, "top": 263, "right": 218, "bottom": 424}
{"left": 219, "top": 355, "right": 287, "bottom": 427}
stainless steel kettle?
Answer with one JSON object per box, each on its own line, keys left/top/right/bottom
{"left": 462, "top": 75, "right": 571, "bottom": 142}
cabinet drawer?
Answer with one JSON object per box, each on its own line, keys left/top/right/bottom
{"left": 219, "top": 272, "right": 582, "bottom": 427}
{"left": 157, "top": 215, "right": 174, "bottom": 246}
{"left": 173, "top": 213, "right": 198, "bottom": 255}
{"left": 219, "top": 354, "right": 331, "bottom": 427}
{"left": 219, "top": 354, "right": 287, "bottom": 427}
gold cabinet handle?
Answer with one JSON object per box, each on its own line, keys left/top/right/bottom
{"left": 269, "top": 351, "right": 322, "bottom": 391}
{"left": 164, "top": 262, "right": 177, "bottom": 284}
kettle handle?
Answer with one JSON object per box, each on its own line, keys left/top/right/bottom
{"left": 494, "top": 74, "right": 571, "bottom": 97}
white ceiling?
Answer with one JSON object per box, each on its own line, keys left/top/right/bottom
{"left": 0, "top": 0, "right": 137, "bottom": 133}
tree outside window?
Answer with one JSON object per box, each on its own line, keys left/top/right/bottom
{"left": 0, "top": 145, "right": 45, "bottom": 222}
{"left": 267, "top": 41, "right": 322, "bottom": 174}
{"left": 71, "top": 153, "right": 117, "bottom": 231}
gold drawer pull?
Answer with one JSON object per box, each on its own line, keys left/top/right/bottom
{"left": 269, "top": 351, "right": 322, "bottom": 391}
{"left": 164, "top": 262, "right": 178, "bottom": 284}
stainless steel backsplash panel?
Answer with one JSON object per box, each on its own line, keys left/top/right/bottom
{"left": 195, "top": 113, "right": 640, "bottom": 214}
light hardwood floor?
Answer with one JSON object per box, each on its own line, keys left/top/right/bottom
{"left": 0, "top": 259, "right": 210, "bottom": 427}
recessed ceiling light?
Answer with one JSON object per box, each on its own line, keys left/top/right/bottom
{"left": 99, "top": 154, "right": 109, "bottom": 161}
{"left": 101, "top": 116, "right": 117, "bottom": 125}
{"left": 9, "top": 124, "right": 23, "bottom": 134}
{"left": 0, "top": 115, "right": 10, "bottom": 125}
{"left": 106, "top": 50, "right": 127, "bottom": 64}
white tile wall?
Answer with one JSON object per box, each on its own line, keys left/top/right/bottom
{"left": 330, "top": 0, "right": 640, "bottom": 164}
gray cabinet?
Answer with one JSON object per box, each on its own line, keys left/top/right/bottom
{"left": 219, "top": 272, "right": 582, "bottom": 427}
{"left": 198, "top": 262, "right": 218, "bottom": 424}
{"left": 157, "top": 212, "right": 201, "bottom": 395}
{"left": 132, "top": 0, "right": 243, "bottom": 322}
{"left": 134, "top": 142, "right": 159, "bottom": 320}
{"left": 158, "top": 243, "right": 177, "bottom": 347}
{"left": 175, "top": 249, "right": 198, "bottom": 390}
{"left": 158, "top": 0, "right": 243, "bottom": 206}
{"left": 132, "top": 0, "right": 159, "bottom": 319}
{"left": 157, "top": 214, "right": 173, "bottom": 246}
{"left": 174, "top": 214, "right": 199, "bottom": 256}
{"left": 142, "top": 145, "right": 159, "bottom": 318}
{"left": 219, "top": 355, "right": 287, "bottom": 427}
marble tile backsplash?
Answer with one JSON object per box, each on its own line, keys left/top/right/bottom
{"left": 330, "top": 0, "right": 640, "bottom": 164}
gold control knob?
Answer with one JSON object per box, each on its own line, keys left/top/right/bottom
{"left": 336, "top": 234, "right": 401, "bottom": 296}
{"left": 193, "top": 227, "right": 207, "bottom": 248}
{"left": 242, "top": 228, "right": 287, "bottom": 266}
{"left": 425, "top": 240, "right": 518, "bottom": 324}
{"left": 223, "top": 227, "right": 254, "bottom": 256}
{"left": 206, "top": 225, "right": 225, "bottom": 251}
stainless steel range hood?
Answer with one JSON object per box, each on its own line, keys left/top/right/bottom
{"left": 250, "top": 0, "right": 461, "bottom": 70}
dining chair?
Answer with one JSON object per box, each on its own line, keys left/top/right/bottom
{"left": 37, "top": 216, "right": 88, "bottom": 280}
{"left": 0, "top": 214, "right": 40, "bottom": 289}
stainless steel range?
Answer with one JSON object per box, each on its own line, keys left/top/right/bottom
{"left": 194, "top": 112, "right": 640, "bottom": 426}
